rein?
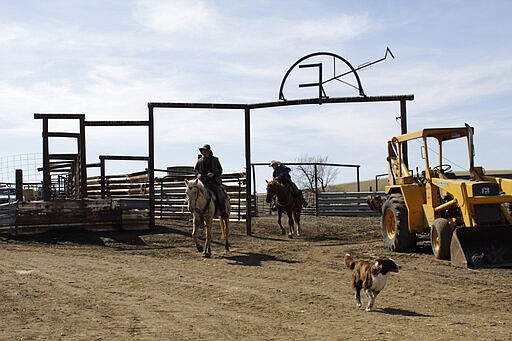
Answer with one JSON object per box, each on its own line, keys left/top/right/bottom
{"left": 276, "top": 191, "right": 292, "bottom": 207}
{"left": 270, "top": 182, "right": 293, "bottom": 207}
{"left": 189, "top": 183, "right": 212, "bottom": 215}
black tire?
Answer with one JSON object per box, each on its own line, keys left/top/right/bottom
{"left": 504, "top": 203, "right": 512, "bottom": 218}
{"left": 381, "top": 194, "right": 416, "bottom": 252}
{"left": 430, "top": 218, "right": 453, "bottom": 260}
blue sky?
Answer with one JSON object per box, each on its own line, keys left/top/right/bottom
{"left": 1, "top": 1, "right": 511, "bottom": 190}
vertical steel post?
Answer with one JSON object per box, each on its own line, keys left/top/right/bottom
{"left": 356, "top": 166, "right": 361, "bottom": 192}
{"left": 314, "top": 163, "right": 319, "bottom": 216}
{"left": 160, "top": 180, "right": 163, "bottom": 219}
{"left": 100, "top": 156, "right": 106, "bottom": 199}
{"left": 42, "top": 118, "right": 51, "bottom": 201}
{"left": 400, "top": 99, "right": 408, "bottom": 168}
{"left": 251, "top": 163, "right": 257, "bottom": 216}
{"left": 79, "top": 116, "right": 87, "bottom": 198}
{"left": 244, "top": 107, "right": 252, "bottom": 235}
{"left": 149, "top": 105, "right": 155, "bottom": 227}
{"left": 15, "top": 169, "right": 23, "bottom": 201}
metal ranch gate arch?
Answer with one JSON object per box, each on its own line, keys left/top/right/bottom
{"left": 148, "top": 94, "right": 414, "bottom": 234}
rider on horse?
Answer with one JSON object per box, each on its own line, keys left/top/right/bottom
{"left": 270, "top": 160, "right": 308, "bottom": 208}
{"left": 194, "top": 144, "right": 229, "bottom": 218}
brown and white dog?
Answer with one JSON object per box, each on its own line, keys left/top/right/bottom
{"left": 344, "top": 253, "right": 400, "bottom": 311}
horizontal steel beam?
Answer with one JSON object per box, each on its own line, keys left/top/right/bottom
{"left": 148, "top": 95, "right": 414, "bottom": 111}
{"left": 85, "top": 121, "right": 150, "bottom": 126}
{"left": 248, "top": 95, "right": 414, "bottom": 109}
{"left": 99, "top": 155, "right": 149, "bottom": 161}
{"left": 47, "top": 132, "right": 81, "bottom": 138}
{"left": 34, "top": 113, "right": 85, "bottom": 119}
{"left": 252, "top": 162, "right": 360, "bottom": 168}
{"left": 48, "top": 153, "right": 78, "bottom": 160}
{"left": 148, "top": 102, "right": 247, "bottom": 110}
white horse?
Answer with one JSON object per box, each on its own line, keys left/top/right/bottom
{"left": 184, "top": 178, "right": 230, "bottom": 258}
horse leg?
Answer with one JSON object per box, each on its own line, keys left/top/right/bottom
{"left": 203, "top": 217, "right": 212, "bottom": 258}
{"left": 277, "top": 210, "right": 285, "bottom": 235}
{"left": 219, "top": 199, "right": 230, "bottom": 252}
{"left": 294, "top": 208, "right": 301, "bottom": 236}
{"left": 287, "top": 210, "right": 294, "bottom": 238}
{"left": 192, "top": 214, "right": 203, "bottom": 253}
{"left": 221, "top": 217, "right": 230, "bottom": 252}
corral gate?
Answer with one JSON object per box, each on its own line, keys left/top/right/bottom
{"left": 149, "top": 94, "right": 413, "bottom": 234}
{"left": 148, "top": 51, "right": 414, "bottom": 234}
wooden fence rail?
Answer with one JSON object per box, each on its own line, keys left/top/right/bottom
{"left": 154, "top": 172, "right": 247, "bottom": 220}
{"left": 86, "top": 169, "right": 247, "bottom": 220}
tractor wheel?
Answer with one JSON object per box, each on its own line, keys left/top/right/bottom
{"left": 381, "top": 194, "right": 416, "bottom": 252}
{"left": 430, "top": 218, "right": 453, "bottom": 260}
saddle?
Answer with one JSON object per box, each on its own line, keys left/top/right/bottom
{"left": 202, "top": 181, "right": 228, "bottom": 218}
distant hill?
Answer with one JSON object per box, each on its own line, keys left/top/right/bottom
{"left": 326, "top": 170, "right": 512, "bottom": 193}
{"left": 327, "top": 178, "right": 387, "bottom": 192}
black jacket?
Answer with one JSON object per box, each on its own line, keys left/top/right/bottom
{"left": 194, "top": 155, "right": 223, "bottom": 184}
{"left": 272, "top": 164, "right": 292, "bottom": 184}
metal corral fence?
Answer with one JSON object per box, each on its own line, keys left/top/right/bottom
{"left": 316, "top": 191, "right": 383, "bottom": 216}
{"left": 1, "top": 165, "right": 383, "bottom": 234}
{"left": 90, "top": 167, "right": 381, "bottom": 220}
{"left": 254, "top": 191, "right": 383, "bottom": 217}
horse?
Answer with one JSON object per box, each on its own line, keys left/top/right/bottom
{"left": 184, "top": 178, "right": 230, "bottom": 258}
{"left": 265, "top": 179, "right": 302, "bottom": 237}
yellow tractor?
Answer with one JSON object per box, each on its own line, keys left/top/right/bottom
{"left": 373, "top": 124, "right": 512, "bottom": 268}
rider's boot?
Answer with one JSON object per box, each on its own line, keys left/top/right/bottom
{"left": 217, "top": 191, "right": 229, "bottom": 218}
{"left": 290, "top": 182, "right": 308, "bottom": 208}
{"left": 299, "top": 192, "right": 308, "bottom": 208}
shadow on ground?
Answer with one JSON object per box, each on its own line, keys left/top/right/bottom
{"left": 377, "top": 307, "right": 433, "bottom": 317}
{"left": 221, "top": 251, "right": 300, "bottom": 266}
{"left": 3, "top": 225, "right": 189, "bottom": 248}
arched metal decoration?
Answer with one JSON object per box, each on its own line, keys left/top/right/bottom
{"left": 279, "top": 48, "right": 395, "bottom": 101}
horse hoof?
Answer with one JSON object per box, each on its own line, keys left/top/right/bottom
{"left": 203, "top": 252, "right": 211, "bottom": 258}
{"left": 197, "top": 246, "right": 204, "bottom": 253}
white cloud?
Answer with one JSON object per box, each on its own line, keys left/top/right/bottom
{"left": 0, "top": 23, "right": 30, "bottom": 45}
{"left": 134, "top": 0, "right": 219, "bottom": 34}
{"left": 285, "top": 14, "right": 374, "bottom": 42}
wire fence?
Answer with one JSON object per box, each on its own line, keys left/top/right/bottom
{"left": 0, "top": 153, "right": 43, "bottom": 184}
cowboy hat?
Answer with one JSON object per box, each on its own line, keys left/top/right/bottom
{"left": 198, "top": 144, "right": 211, "bottom": 152}
{"left": 269, "top": 160, "right": 281, "bottom": 167}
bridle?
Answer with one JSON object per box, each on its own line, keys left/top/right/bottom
{"left": 268, "top": 181, "right": 292, "bottom": 207}
{"left": 187, "top": 182, "right": 212, "bottom": 215}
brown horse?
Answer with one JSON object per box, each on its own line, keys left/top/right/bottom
{"left": 265, "top": 179, "right": 302, "bottom": 237}
{"left": 185, "top": 178, "right": 230, "bottom": 258}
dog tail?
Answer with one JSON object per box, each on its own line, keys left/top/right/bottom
{"left": 344, "top": 253, "right": 356, "bottom": 270}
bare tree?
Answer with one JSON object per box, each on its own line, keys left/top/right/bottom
{"left": 292, "top": 155, "right": 340, "bottom": 192}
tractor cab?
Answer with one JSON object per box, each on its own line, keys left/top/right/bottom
{"left": 379, "top": 124, "right": 512, "bottom": 268}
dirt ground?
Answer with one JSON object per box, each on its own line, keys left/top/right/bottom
{"left": 1, "top": 216, "right": 511, "bottom": 340}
